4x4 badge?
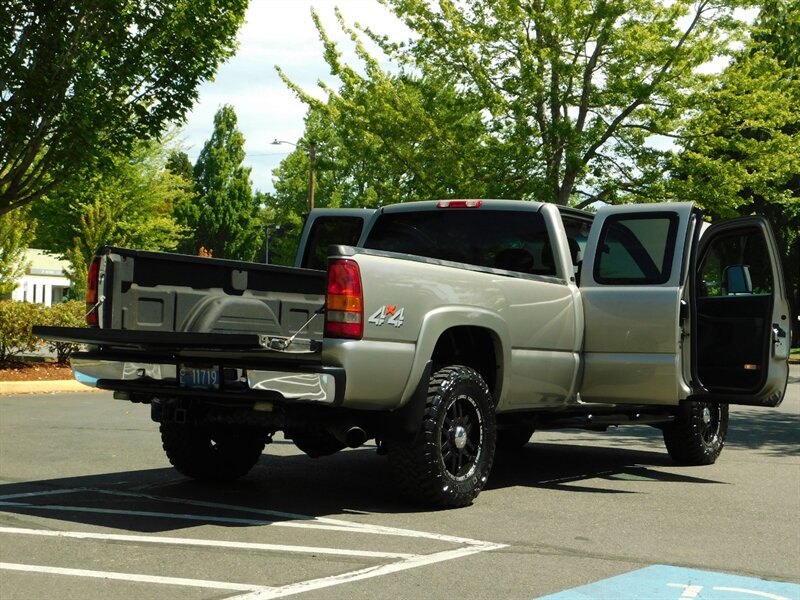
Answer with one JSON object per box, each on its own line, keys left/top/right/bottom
{"left": 368, "top": 305, "right": 405, "bottom": 327}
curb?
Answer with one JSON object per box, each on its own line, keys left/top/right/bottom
{"left": 0, "top": 380, "right": 101, "bottom": 395}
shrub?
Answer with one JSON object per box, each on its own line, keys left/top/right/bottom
{"left": 0, "top": 300, "right": 41, "bottom": 363}
{"left": 39, "top": 300, "right": 86, "bottom": 364}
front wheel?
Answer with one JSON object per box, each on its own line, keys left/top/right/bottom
{"left": 388, "top": 365, "right": 496, "bottom": 508}
{"left": 663, "top": 401, "right": 728, "bottom": 466}
{"left": 160, "top": 423, "right": 267, "bottom": 481}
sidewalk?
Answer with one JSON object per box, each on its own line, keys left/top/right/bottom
{"left": 0, "top": 379, "right": 99, "bottom": 395}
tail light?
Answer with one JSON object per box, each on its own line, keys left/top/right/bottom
{"left": 86, "top": 257, "right": 101, "bottom": 327}
{"left": 325, "top": 259, "right": 363, "bottom": 339}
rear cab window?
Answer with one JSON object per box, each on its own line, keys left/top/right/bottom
{"left": 363, "top": 208, "right": 557, "bottom": 276}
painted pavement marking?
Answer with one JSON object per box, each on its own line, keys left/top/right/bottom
{"left": 536, "top": 565, "right": 800, "bottom": 600}
{"left": 0, "top": 487, "right": 506, "bottom": 598}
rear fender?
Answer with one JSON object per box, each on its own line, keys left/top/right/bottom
{"left": 400, "top": 307, "right": 508, "bottom": 405}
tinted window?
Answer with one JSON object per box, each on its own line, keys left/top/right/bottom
{"left": 302, "top": 217, "right": 365, "bottom": 270}
{"left": 698, "top": 228, "right": 773, "bottom": 297}
{"left": 594, "top": 213, "right": 678, "bottom": 284}
{"left": 364, "top": 209, "right": 555, "bottom": 275}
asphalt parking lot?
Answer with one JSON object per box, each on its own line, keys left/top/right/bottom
{"left": 0, "top": 368, "right": 798, "bottom": 599}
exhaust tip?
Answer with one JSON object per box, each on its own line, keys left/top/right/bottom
{"left": 343, "top": 426, "right": 367, "bottom": 448}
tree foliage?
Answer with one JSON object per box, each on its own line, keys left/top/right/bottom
{"left": 277, "top": 0, "right": 752, "bottom": 208}
{"left": 38, "top": 299, "right": 84, "bottom": 363}
{"left": 180, "top": 105, "right": 261, "bottom": 261}
{"left": 0, "top": 0, "right": 247, "bottom": 214}
{"left": 0, "top": 205, "right": 35, "bottom": 295}
{"left": 31, "top": 138, "right": 190, "bottom": 297}
{"left": 0, "top": 299, "right": 39, "bottom": 362}
{"left": 671, "top": 0, "right": 799, "bottom": 331}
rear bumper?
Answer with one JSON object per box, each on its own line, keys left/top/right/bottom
{"left": 70, "top": 352, "right": 345, "bottom": 406}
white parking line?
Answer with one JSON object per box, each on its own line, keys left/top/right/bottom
{"left": 231, "top": 544, "right": 505, "bottom": 600}
{"left": 1, "top": 487, "right": 498, "bottom": 544}
{"left": 0, "top": 487, "right": 507, "bottom": 598}
{"left": 0, "top": 527, "right": 415, "bottom": 559}
{"left": 0, "top": 562, "right": 270, "bottom": 593}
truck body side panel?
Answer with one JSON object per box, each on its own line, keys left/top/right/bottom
{"left": 333, "top": 249, "right": 580, "bottom": 411}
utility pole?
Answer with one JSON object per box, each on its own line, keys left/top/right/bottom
{"left": 307, "top": 142, "right": 317, "bottom": 212}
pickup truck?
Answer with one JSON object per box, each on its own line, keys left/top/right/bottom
{"left": 35, "top": 199, "right": 792, "bottom": 508}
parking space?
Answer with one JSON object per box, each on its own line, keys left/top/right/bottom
{"left": 1, "top": 378, "right": 798, "bottom": 599}
{"left": 0, "top": 486, "right": 504, "bottom": 599}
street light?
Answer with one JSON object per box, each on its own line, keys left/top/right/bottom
{"left": 272, "top": 139, "right": 317, "bottom": 212}
{"left": 261, "top": 224, "right": 282, "bottom": 264}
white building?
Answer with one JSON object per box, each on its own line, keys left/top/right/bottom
{"left": 9, "top": 249, "right": 72, "bottom": 307}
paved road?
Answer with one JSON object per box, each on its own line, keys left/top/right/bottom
{"left": 1, "top": 370, "right": 798, "bottom": 600}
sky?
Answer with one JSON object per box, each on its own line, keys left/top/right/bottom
{"left": 180, "top": 0, "right": 408, "bottom": 194}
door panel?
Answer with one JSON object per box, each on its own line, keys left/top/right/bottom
{"left": 579, "top": 203, "right": 696, "bottom": 405}
{"left": 692, "top": 218, "right": 790, "bottom": 406}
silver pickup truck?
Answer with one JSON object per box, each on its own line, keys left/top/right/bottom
{"left": 35, "top": 200, "right": 792, "bottom": 507}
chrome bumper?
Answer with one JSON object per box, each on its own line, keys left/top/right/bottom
{"left": 70, "top": 356, "right": 339, "bottom": 404}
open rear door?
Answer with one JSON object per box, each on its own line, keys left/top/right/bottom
{"left": 691, "top": 217, "right": 791, "bottom": 406}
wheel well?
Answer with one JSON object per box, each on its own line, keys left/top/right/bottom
{"left": 431, "top": 326, "right": 500, "bottom": 399}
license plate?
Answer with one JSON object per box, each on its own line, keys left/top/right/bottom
{"left": 179, "top": 365, "right": 220, "bottom": 390}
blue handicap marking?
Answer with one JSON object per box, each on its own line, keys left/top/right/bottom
{"left": 535, "top": 565, "right": 800, "bottom": 600}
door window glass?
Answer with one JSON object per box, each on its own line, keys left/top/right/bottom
{"left": 698, "top": 229, "right": 773, "bottom": 297}
{"left": 594, "top": 213, "right": 678, "bottom": 284}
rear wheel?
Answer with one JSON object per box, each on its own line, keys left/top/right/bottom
{"left": 388, "top": 365, "right": 496, "bottom": 508}
{"left": 160, "top": 423, "right": 267, "bottom": 481}
{"left": 663, "top": 401, "right": 728, "bottom": 465}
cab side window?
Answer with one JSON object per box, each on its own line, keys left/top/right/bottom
{"left": 594, "top": 213, "right": 679, "bottom": 285}
{"left": 301, "top": 217, "right": 365, "bottom": 270}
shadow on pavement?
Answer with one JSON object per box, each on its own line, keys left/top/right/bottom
{"left": 488, "top": 440, "right": 721, "bottom": 494}
{"left": 0, "top": 399, "right": 795, "bottom": 531}
{"left": 727, "top": 407, "right": 800, "bottom": 456}
{"left": 0, "top": 432, "right": 724, "bottom": 534}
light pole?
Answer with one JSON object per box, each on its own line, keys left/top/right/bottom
{"left": 264, "top": 225, "right": 269, "bottom": 265}
{"left": 262, "top": 224, "right": 282, "bottom": 264}
{"left": 272, "top": 139, "right": 317, "bottom": 212}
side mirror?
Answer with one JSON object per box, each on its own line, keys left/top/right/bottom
{"left": 723, "top": 265, "right": 752, "bottom": 295}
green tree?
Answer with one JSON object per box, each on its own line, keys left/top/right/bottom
{"left": 31, "top": 138, "right": 190, "bottom": 297}
{"left": 0, "top": 299, "right": 39, "bottom": 362}
{"left": 166, "top": 150, "right": 199, "bottom": 247}
{"left": 278, "top": 1, "right": 750, "bottom": 208}
{"left": 0, "top": 206, "right": 35, "bottom": 296}
{"left": 185, "top": 105, "right": 261, "bottom": 261}
{"left": 1, "top": 0, "right": 247, "bottom": 215}
{"left": 670, "top": 0, "right": 799, "bottom": 338}
{"left": 166, "top": 151, "right": 194, "bottom": 182}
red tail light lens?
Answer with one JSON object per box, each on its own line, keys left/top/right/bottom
{"left": 86, "top": 257, "right": 100, "bottom": 326}
{"left": 325, "top": 259, "right": 363, "bottom": 339}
